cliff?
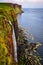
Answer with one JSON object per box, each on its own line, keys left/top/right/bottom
{"left": 0, "top": 3, "right": 22, "bottom": 64}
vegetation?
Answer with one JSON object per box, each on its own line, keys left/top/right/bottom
{"left": 0, "top": 43, "right": 17, "bottom": 65}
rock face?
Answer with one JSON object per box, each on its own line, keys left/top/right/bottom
{"left": 0, "top": 3, "right": 22, "bottom": 62}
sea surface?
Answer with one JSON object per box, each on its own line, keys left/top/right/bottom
{"left": 17, "top": 8, "right": 43, "bottom": 64}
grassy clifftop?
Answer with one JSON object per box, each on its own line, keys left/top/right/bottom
{"left": 0, "top": 3, "right": 22, "bottom": 21}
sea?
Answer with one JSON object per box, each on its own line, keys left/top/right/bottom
{"left": 17, "top": 8, "right": 43, "bottom": 65}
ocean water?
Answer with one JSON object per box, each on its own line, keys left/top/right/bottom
{"left": 18, "top": 8, "right": 43, "bottom": 64}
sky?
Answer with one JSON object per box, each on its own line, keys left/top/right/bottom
{"left": 0, "top": 0, "right": 43, "bottom": 8}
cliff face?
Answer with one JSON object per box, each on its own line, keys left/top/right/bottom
{"left": 0, "top": 3, "right": 22, "bottom": 62}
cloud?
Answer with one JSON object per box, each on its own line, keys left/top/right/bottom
{"left": 0, "top": 0, "right": 43, "bottom": 8}
{"left": 0, "top": 0, "right": 43, "bottom": 3}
